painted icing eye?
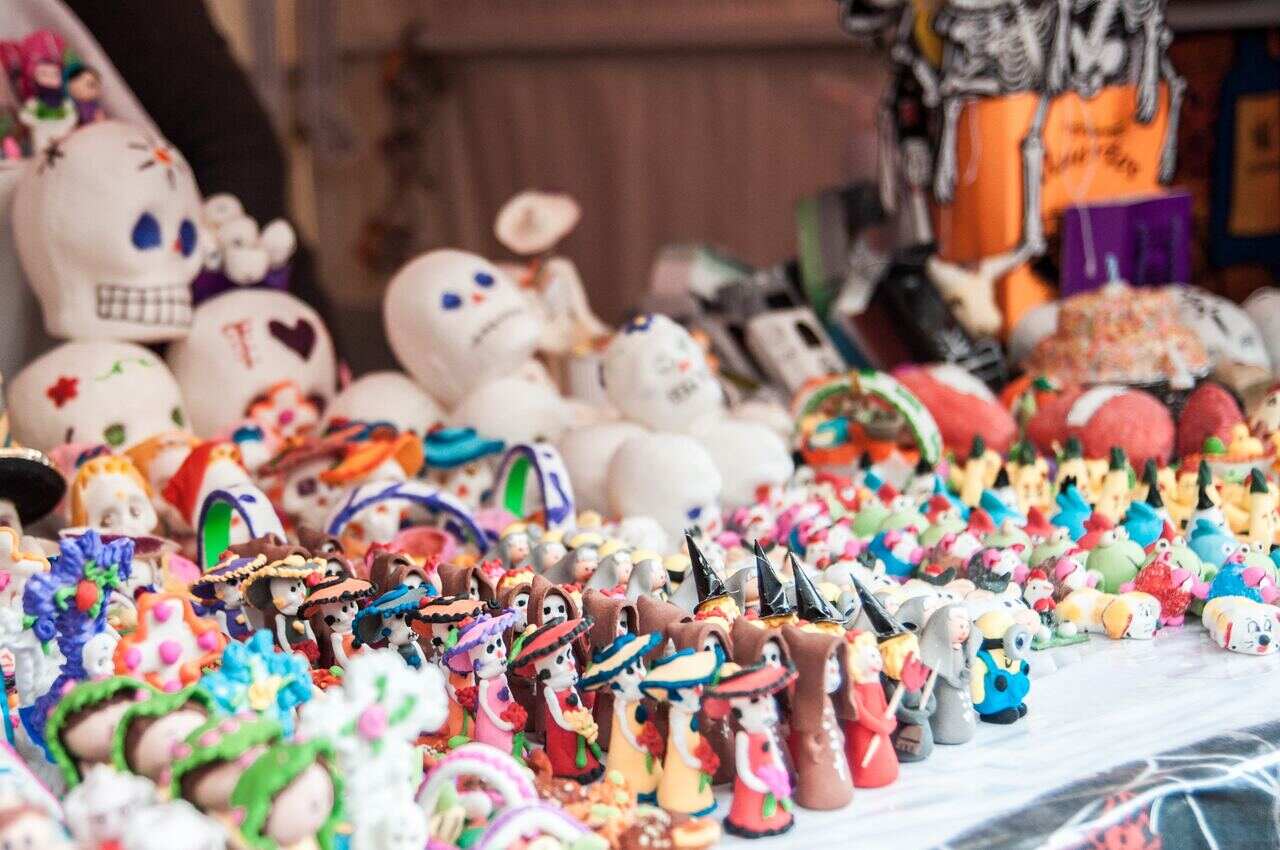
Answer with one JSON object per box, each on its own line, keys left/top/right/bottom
{"left": 131, "top": 212, "right": 162, "bottom": 250}
{"left": 441, "top": 292, "right": 462, "bottom": 310}
{"left": 686, "top": 506, "right": 703, "bottom": 521}
{"left": 474, "top": 271, "right": 495, "bottom": 288}
{"left": 171, "top": 406, "right": 185, "bottom": 427}
{"left": 103, "top": 423, "right": 126, "bottom": 447}
{"left": 178, "top": 219, "right": 198, "bottom": 256}
{"left": 296, "top": 477, "right": 317, "bottom": 497}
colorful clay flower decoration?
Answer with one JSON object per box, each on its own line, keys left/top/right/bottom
{"left": 113, "top": 592, "right": 228, "bottom": 692}
{"left": 199, "top": 630, "right": 312, "bottom": 737}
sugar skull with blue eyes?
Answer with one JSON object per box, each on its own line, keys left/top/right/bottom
{"left": 13, "top": 120, "right": 204, "bottom": 343}
{"left": 384, "top": 249, "right": 543, "bottom": 408}
{"left": 602, "top": 314, "right": 724, "bottom": 433}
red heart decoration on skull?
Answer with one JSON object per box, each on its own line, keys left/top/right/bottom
{"left": 268, "top": 318, "right": 316, "bottom": 360}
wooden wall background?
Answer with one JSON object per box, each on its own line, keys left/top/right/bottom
{"left": 205, "top": 0, "right": 884, "bottom": 370}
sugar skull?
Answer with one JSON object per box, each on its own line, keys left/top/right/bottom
{"left": 165, "top": 289, "right": 336, "bottom": 436}
{"left": 384, "top": 249, "right": 542, "bottom": 408}
{"left": 69, "top": 455, "right": 158, "bottom": 536}
{"left": 601, "top": 314, "right": 725, "bottom": 433}
{"left": 12, "top": 121, "right": 204, "bottom": 342}
{"left": 606, "top": 433, "right": 723, "bottom": 542}
{"left": 7, "top": 340, "right": 188, "bottom": 452}
{"left": 324, "top": 371, "right": 443, "bottom": 434}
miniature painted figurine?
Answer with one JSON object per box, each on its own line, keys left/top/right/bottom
{"left": 580, "top": 631, "right": 664, "bottom": 803}
{"left": 43, "top": 676, "right": 155, "bottom": 787}
{"left": 1202, "top": 596, "right": 1279, "bottom": 654}
{"left": 704, "top": 661, "right": 799, "bottom": 839}
{"left": 971, "top": 610, "right": 1032, "bottom": 724}
{"left": 111, "top": 686, "right": 214, "bottom": 783}
{"left": 168, "top": 715, "right": 283, "bottom": 816}
{"left": 443, "top": 611, "right": 524, "bottom": 755}
{"left": 1057, "top": 588, "right": 1162, "bottom": 640}
{"left": 781, "top": 625, "right": 853, "bottom": 810}
{"left": 351, "top": 585, "right": 432, "bottom": 669}
{"left": 242, "top": 553, "right": 324, "bottom": 661}
{"left": 191, "top": 555, "right": 260, "bottom": 640}
{"left": 298, "top": 577, "right": 374, "bottom": 669}
{"left": 642, "top": 648, "right": 723, "bottom": 818}
{"left": 842, "top": 629, "right": 898, "bottom": 788}
{"left": 510, "top": 617, "right": 602, "bottom": 783}
{"left": 918, "top": 604, "right": 980, "bottom": 745}
{"left": 227, "top": 740, "right": 345, "bottom": 850}
{"left": 63, "top": 764, "right": 156, "bottom": 850}
{"left": 69, "top": 455, "right": 159, "bottom": 537}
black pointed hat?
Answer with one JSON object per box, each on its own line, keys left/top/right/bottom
{"left": 1143, "top": 460, "right": 1163, "bottom": 508}
{"left": 1196, "top": 460, "right": 1215, "bottom": 510}
{"left": 789, "top": 551, "right": 842, "bottom": 625}
{"left": 993, "top": 466, "right": 1010, "bottom": 489}
{"left": 687, "top": 532, "right": 728, "bottom": 605}
{"left": 754, "top": 541, "right": 793, "bottom": 619}
{"left": 849, "top": 574, "right": 905, "bottom": 640}
{"left": 1250, "top": 467, "right": 1269, "bottom": 495}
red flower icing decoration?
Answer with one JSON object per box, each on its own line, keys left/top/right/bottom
{"left": 500, "top": 702, "right": 528, "bottom": 730}
{"left": 455, "top": 684, "right": 479, "bottom": 713}
{"left": 45, "top": 376, "right": 78, "bottom": 408}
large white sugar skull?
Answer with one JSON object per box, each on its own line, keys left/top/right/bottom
{"left": 607, "top": 433, "right": 723, "bottom": 541}
{"left": 12, "top": 121, "right": 203, "bottom": 342}
{"left": 8, "top": 340, "right": 187, "bottom": 452}
{"left": 325, "top": 371, "right": 443, "bottom": 434}
{"left": 448, "top": 375, "right": 574, "bottom": 445}
{"left": 689, "top": 417, "right": 793, "bottom": 509}
{"left": 557, "top": 421, "right": 648, "bottom": 513}
{"left": 384, "top": 249, "right": 542, "bottom": 408}
{"left": 602, "top": 314, "right": 725, "bottom": 433}
{"left": 165, "top": 289, "right": 335, "bottom": 436}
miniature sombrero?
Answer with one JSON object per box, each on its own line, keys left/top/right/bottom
{"left": 352, "top": 584, "right": 433, "bottom": 646}
{"left": 508, "top": 616, "right": 593, "bottom": 674}
{"left": 580, "top": 631, "right": 662, "bottom": 690}
{"left": 241, "top": 553, "right": 325, "bottom": 594}
{"left": 0, "top": 446, "right": 65, "bottom": 524}
{"left": 494, "top": 190, "right": 582, "bottom": 256}
{"left": 191, "top": 554, "right": 266, "bottom": 600}
{"left": 414, "top": 594, "right": 485, "bottom": 625}
{"left": 297, "top": 576, "right": 374, "bottom": 618}
{"left": 703, "top": 659, "right": 796, "bottom": 702}
{"left": 320, "top": 432, "right": 424, "bottom": 485}
{"left": 442, "top": 610, "right": 517, "bottom": 673}
{"left": 639, "top": 647, "right": 723, "bottom": 697}
{"left": 423, "top": 427, "right": 505, "bottom": 470}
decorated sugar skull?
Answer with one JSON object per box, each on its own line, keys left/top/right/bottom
{"left": 165, "top": 289, "right": 336, "bottom": 436}
{"left": 8, "top": 341, "right": 187, "bottom": 452}
{"left": 281, "top": 458, "right": 344, "bottom": 530}
{"left": 70, "top": 455, "right": 158, "bottom": 536}
{"left": 384, "top": 249, "right": 542, "bottom": 408}
{"left": 601, "top": 314, "right": 725, "bottom": 433}
{"left": 246, "top": 381, "right": 322, "bottom": 442}
{"left": 324, "top": 371, "right": 443, "bottom": 434}
{"left": 606, "top": 433, "right": 723, "bottom": 542}
{"left": 12, "top": 121, "right": 204, "bottom": 342}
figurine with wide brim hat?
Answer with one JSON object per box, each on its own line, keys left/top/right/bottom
{"left": 508, "top": 617, "right": 594, "bottom": 676}
{"left": 495, "top": 190, "right": 582, "bottom": 256}
{"left": 256, "top": 424, "right": 363, "bottom": 480}
{"left": 319, "top": 432, "right": 424, "bottom": 486}
{"left": 580, "top": 631, "right": 662, "bottom": 690}
{"left": 423, "top": 427, "right": 505, "bottom": 470}
{"left": 642, "top": 647, "right": 723, "bottom": 818}
{"left": 0, "top": 446, "right": 65, "bottom": 526}
{"left": 351, "top": 584, "right": 434, "bottom": 654}
{"left": 443, "top": 610, "right": 517, "bottom": 674}
{"left": 580, "top": 631, "right": 665, "bottom": 801}
{"left": 297, "top": 576, "right": 374, "bottom": 619}
{"left": 704, "top": 659, "right": 795, "bottom": 706}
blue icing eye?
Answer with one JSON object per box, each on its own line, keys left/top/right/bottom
{"left": 474, "top": 271, "right": 495, "bottom": 288}
{"left": 178, "top": 218, "right": 198, "bottom": 257}
{"left": 131, "top": 212, "right": 161, "bottom": 250}
{"left": 441, "top": 292, "right": 462, "bottom": 310}
{"left": 686, "top": 506, "right": 703, "bottom": 521}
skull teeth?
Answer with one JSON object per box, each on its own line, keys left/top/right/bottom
{"left": 95, "top": 284, "right": 192, "bottom": 327}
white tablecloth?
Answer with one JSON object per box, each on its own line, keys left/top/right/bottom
{"left": 718, "top": 626, "right": 1280, "bottom": 848}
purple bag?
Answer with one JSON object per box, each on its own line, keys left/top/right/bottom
{"left": 1060, "top": 191, "right": 1192, "bottom": 295}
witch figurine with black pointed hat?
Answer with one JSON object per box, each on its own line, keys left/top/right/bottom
{"left": 789, "top": 552, "right": 843, "bottom": 635}
{"left": 754, "top": 543, "right": 796, "bottom": 628}
{"left": 677, "top": 532, "right": 740, "bottom": 622}
{"left": 509, "top": 616, "right": 602, "bottom": 783}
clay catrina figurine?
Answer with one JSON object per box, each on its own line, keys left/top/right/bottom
{"left": 442, "top": 610, "right": 524, "bottom": 756}
{"left": 111, "top": 686, "right": 215, "bottom": 784}
{"left": 527, "top": 574, "right": 580, "bottom": 628}
{"left": 704, "top": 661, "right": 799, "bottom": 839}
{"left": 582, "top": 589, "right": 638, "bottom": 750}
{"left": 351, "top": 585, "right": 432, "bottom": 669}
{"left": 730, "top": 616, "right": 798, "bottom": 784}
{"left": 640, "top": 648, "right": 723, "bottom": 818}
{"left": 44, "top": 676, "right": 155, "bottom": 787}
{"left": 241, "top": 554, "right": 324, "bottom": 662}
{"left": 509, "top": 617, "right": 602, "bottom": 784}
{"left": 579, "top": 631, "right": 665, "bottom": 803}
{"left": 413, "top": 595, "right": 486, "bottom": 743}
{"left": 169, "top": 715, "right": 284, "bottom": 817}
{"left": 918, "top": 603, "right": 981, "bottom": 745}
{"left": 366, "top": 550, "right": 433, "bottom": 596}
{"left": 228, "top": 739, "right": 345, "bottom": 850}
{"left": 296, "top": 528, "right": 353, "bottom": 581}
{"left": 438, "top": 560, "right": 497, "bottom": 603}
{"left": 842, "top": 629, "right": 898, "bottom": 788}
{"left": 298, "top": 577, "right": 375, "bottom": 669}
{"left": 780, "top": 625, "right": 853, "bottom": 811}
{"left": 667, "top": 619, "right": 734, "bottom": 785}
{"left": 191, "top": 555, "right": 261, "bottom": 640}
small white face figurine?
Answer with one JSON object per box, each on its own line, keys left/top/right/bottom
{"left": 270, "top": 576, "right": 309, "bottom": 616}
{"left": 166, "top": 289, "right": 335, "bottom": 436}
{"left": 533, "top": 646, "right": 575, "bottom": 690}
{"left": 73, "top": 459, "right": 159, "bottom": 536}
{"left": 511, "top": 590, "right": 531, "bottom": 630}
{"left": 760, "top": 638, "right": 785, "bottom": 668}
{"left": 12, "top": 121, "right": 204, "bottom": 343}
{"left": 735, "top": 694, "right": 778, "bottom": 733}
{"left": 601, "top": 314, "right": 725, "bottom": 433}
{"left": 473, "top": 635, "right": 508, "bottom": 679}
{"left": 541, "top": 590, "right": 570, "bottom": 624}
{"left": 82, "top": 630, "right": 119, "bottom": 679}
{"left": 607, "top": 433, "right": 724, "bottom": 542}
{"left": 282, "top": 458, "right": 344, "bottom": 529}
{"left": 384, "top": 249, "right": 543, "bottom": 408}
{"left": 319, "top": 600, "right": 359, "bottom": 635}
{"left": 8, "top": 341, "right": 188, "bottom": 452}
{"left": 325, "top": 371, "right": 443, "bottom": 434}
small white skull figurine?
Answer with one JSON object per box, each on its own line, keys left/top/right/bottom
{"left": 601, "top": 314, "right": 725, "bottom": 433}
{"left": 7, "top": 340, "right": 188, "bottom": 452}
{"left": 165, "top": 289, "right": 336, "bottom": 436}
{"left": 384, "top": 249, "right": 543, "bottom": 408}
{"left": 324, "top": 371, "right": 443, "bottom": 434}
{"left": 201, "top": 193, "right": 297, "bottom": 286}
{"left": 12, "top": 120, "right": 204, "bottom": 342}
{"left": 606, "top": 432, "right": 724, "bottom": 542}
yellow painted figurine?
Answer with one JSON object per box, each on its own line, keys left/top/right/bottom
{"left": 581, "top": 632, "right": 665, "bottom": 803}
{"left": 641, "top": 648, "right": 723, "bottom": 818}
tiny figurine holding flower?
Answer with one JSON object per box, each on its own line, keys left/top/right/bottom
{"left": 510, "top": 617, "right": 603, "bottom": 784}
{"left": 704, "top": 661, "right": 798, "bottom": 839}
{"left": 641, "top": 647, "right": 723, "bottom": 818}
{"left": 199, "top": 630, "right": 312, "bottom": 738}
{"left": 297, "top": 577, "right": 374, "bottom": 670}
{"left": 352, "top": 585, "right": 433, "bottom": 670}
{"left": 242, "top": 554, "right": 324, "bottom": 663}
{"left": 580, "top": 631, "right": 664, "bottom": 803}
{"left": 443, "top": 609, "right": 524, "bottom": 756}
{"left": 414, "top": 594, "right": 486, "bottom": 744}
{"left": 191, "top": 555, "right": 260, "bottom": 641}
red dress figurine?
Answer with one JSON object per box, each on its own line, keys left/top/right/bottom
{"left": 844, "top": 630, "right": 899, "bottom": 788}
